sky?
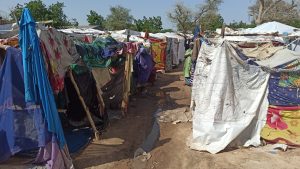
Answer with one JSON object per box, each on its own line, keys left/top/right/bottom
{"left": 0, "top": 0, "right": 256, "bottom": 28}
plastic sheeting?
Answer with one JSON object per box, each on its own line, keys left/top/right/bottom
{"left": 0, "top": 47, "right": 47, "bottom": 162}
{"left": 190, "top": 41, "right": 270, "bottom": 154}
{"left": 256, "top": 48, "right": 300, "bottom": 68}
{"left": 242, "top": 21, "right": 297, "bottom": 35}
{"left": 19, "top": 7, "right": 66, "bottom": 149}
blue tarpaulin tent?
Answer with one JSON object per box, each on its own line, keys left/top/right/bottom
{"left": 19, "top": 8, "right": 66, "bottom": 148}
{"left": 0, "top": 8, "right": 73, "bottom": 169}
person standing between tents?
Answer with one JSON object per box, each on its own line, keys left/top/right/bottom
{"left": 183, "top": 43, "right": 193, "bottom": 86}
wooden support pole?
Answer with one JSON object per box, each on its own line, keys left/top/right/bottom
{"left": 121, "top": 53, "right": 132, "bottom": 116}
{"left": 68, "top": 70, "right": 100, "bottom": 140}
{"left": 96, "top": 90, "right": 105, "bottom": 115}
{"left": 221, "top": 24, "right": 226, "bottom": 38}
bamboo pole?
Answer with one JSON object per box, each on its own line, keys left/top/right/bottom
{"left": 68, "top": 70, "right": 100, "bottom": 140}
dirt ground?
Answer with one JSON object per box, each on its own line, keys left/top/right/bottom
{"left": 2, "top": 68, "right": 300, "bottom": 169}
{"left": 74, "top": 68, "right": 300, "bottom": 169}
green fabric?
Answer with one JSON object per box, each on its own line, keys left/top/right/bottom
{"left": 183, "top": 49, "right": 192, "bottom": 78}
{"left": 70, "top": 64, "right": 90, "bottom": 75}
{"left": 83, "top": 54, "right": 112, "bottom": 68}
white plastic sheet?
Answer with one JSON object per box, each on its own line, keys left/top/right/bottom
{"left": 242, "top": 21, "right": 297, "bottom": 35}
{"left": 190, "top": 41, "right": 269, "bottom": 154}
{"left": 256, "top": 48, "right": 300, "bottom": 68}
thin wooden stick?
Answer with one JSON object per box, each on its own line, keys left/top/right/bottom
{"left": 68, "top": 70, "right": 100, "bottom": 140}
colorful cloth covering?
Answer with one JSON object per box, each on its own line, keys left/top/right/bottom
{"left": 134, "top": 47, "right": 154, "bottom": 85}
{"left": 268, "top": 73, "right": 300, "bottom": 106}
{"left": 151, "top": 42, "right": 166, "bottom": 71}
{"left": 279, "top": 71, "right": 300, "bottom": 88}
{"left": 261, "top": 106, "right": 300, "bottom": 146}
{"left": 75, "top": 36, "right": 123, "bottom": 68}
{"left": 39, "top": 28, "right": 80, "bottom": 94}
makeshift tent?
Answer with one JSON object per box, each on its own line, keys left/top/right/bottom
{"left": 190, "top": 38, "right": 300, "bottom": 153}
{"left": 0, "top": 8, "right": 73, "bottom": 169}
{"left": 242, "top": 21, "right": 298, "bottom": 35}
{"left": 190, "top": 41, "right": 269, "bottom": 154}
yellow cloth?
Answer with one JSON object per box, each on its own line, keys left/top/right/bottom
{"left": 151, "top": 42, "right": 166, "bottom": 70}
{"left": 261, "top": 108, "right": 300, "bottom": 146}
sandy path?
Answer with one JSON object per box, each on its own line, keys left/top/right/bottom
{"left": 81, "top": 68, "right": 300, "bottom": 169}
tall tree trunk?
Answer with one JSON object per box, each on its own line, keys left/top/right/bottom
{"left": 256, "top": 0, "right": 264, "bottom": 24}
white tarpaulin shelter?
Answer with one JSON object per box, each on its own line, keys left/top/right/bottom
{"left": 242, "top": 21, "right": 297, "bottom": 35}
{"left": 190, "top": 40, "right": 270, "bottom": 154}
{"left": 59, "top": 28, "right": 105, "bottom": 35}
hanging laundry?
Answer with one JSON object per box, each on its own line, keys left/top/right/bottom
{"left": 151, "top": 41, "right": 166, "bottom": 71}
{"left": 183, "top": 44, "right": 193, "bottom": 86}
{"left": 172, "top": 38, "right": 179, "bottom": 65}
{"left": 39, "top": 28, "right": 80, "bottom": 93}
{"left": 165, "top": 38, "right": 173, "bottom": 71}
{"left": 75, "top": 36, "right": 124, "bottom": 68}
{"left": 134, "top": 47, "right": 154, "bottom": 85}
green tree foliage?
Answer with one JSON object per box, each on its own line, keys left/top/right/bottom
{"left": 160, "top": 29, "right": 174, "bottom": 33}
{"left": 87, "top": 10, "right": 105, "bottom": 29}
{"left": 105, "top": 5, "right": 134, "bottom": 30}
{"left": 48, "top": 2, "right": 70, "bottom": 27}
{"left": 9, "top": 0, "right": 72, "bottom": 28}
{"left": 228, "top": 21, "right": 256, "bottom": 29}
{"left": 134, "top": 16, "right": 163, "bottom": 33}
{"left": 167, "top": 3, "right": 194, "bottom": 36}
{"left": 10, "top": 1, "right": 49, "bottom": 21}
{"left": 70, "top": 18, "right": 79, "bottom": 27}
{"left": 199, "top": 13, "right": 224, "bottom": 31}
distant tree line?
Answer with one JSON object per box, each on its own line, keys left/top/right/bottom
{"left": 86, "top": 6, "right": 164, "bottom": 33}
{"left": 167, "top": 0, "right": 300, "bottom": 34}
{"left": 4, "top": 0, "right": 300, "bottom": 33}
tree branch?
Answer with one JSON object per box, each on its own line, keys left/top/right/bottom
{"left": 261, "top": 0, "right": 282, "bottom": 18}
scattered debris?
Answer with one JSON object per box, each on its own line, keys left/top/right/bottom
{"left": 158, "top": 107, "right": 192, "bottom": 123}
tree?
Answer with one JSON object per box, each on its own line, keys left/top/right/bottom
{"left": 70, "top": 18, "right": 79, "bottom": 27}
{"left": 168, "top": 0, "right": 223, "bottom": 36}
{"left": 167, "top": 3, "right": 194, "bottom": 36}
{"left": 199, "top": 13, "right": 224, "bottom": 31}
{"left": 105, "top": 5, "right": 134, "bottom": 30}
{"left": 0, "top": 11, "right": 12, "bottom": 24}
{"left": 160, "top": 29, "right": 174, "bottom": 33}
{"left": 87, "top": 10, "right": 105, "bottom": 29}
{"left": 194, "top": 0, "right": 223, "bottom": 24}
{"left": 228, "top": 21, "right": 256, "bottom": 29}
{"left": 249, "top": 0, "right": 299, "bottom": 24}
{"left": 9, "top": 0, "right": 72, "bottom": 28}
{"left": 48, "top": 2, "right": 70, "bottom": 27}
{"left": 10, "top": 0, "right": 49, "bottom": 21}
{"left": 134, "top": 16, "right": 163, "bottom": 33}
